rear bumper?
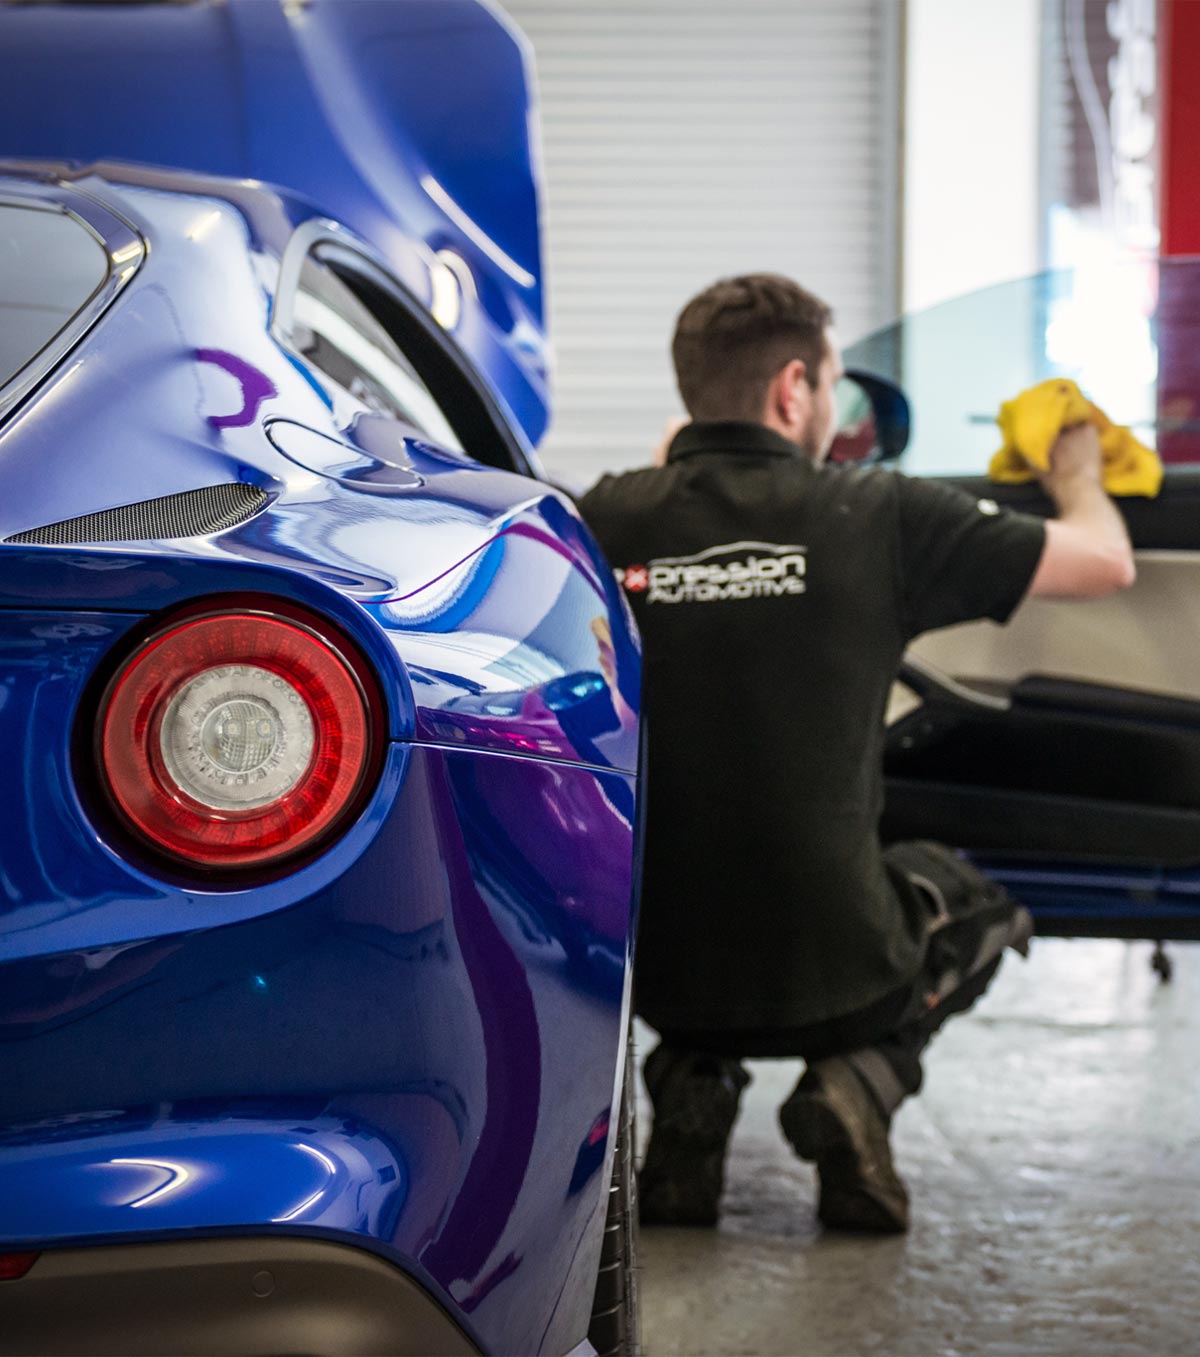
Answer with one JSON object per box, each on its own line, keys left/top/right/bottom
{"left": 0, "top": 1236, "right": 478, "bottom": 1357}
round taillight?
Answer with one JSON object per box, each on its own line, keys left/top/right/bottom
{"left": 95, "top": 607, "right": 381, "bottom": 873}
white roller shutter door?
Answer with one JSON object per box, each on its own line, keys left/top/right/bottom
{"left": 500, "top": 0, "right": 901, "bottom": 485}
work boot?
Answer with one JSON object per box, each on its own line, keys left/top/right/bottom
{"left": 778, "top": 1055, "right": 910, "bottom": 1234}
{"left": 638, "top": 1043, "right": 750, "bottom": 1226}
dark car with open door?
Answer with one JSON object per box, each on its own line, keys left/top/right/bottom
{"left": 833, "top": 259, "right": 1200, "bottom": 972}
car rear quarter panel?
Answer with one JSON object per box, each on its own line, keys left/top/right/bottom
{"left": 0, "top": 565, "right": 638, "bottom": 1356}
{"left": 0, "top": 167, "right": 639, "bottom": 1354}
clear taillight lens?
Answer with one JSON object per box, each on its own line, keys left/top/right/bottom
{"left": 95, "top": 605, "right": 381, "bottom": 873}
{"left": 158, "top": 663, "right": 316, "bottom": 812}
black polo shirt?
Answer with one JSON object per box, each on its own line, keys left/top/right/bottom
{"left": 579, "top": 421, "right": 1047, "bottom": 1033}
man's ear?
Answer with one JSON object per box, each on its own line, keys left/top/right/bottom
{"left": 769, "top": 358, "right": 809, "bottom": 427}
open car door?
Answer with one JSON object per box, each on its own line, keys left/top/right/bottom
{"left": 840, "top": 261, "right": 1200, "bottom": 943}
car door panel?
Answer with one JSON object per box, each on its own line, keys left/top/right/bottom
{"left": 841, "top": 262, "right": 1200, "bottom": 943}
{"left": 882, "top": 473, "right": 1200, "bottom": 938}
{"left": 904, "top": 552, "right": 1200, "bottom": 702}
{"left": 941, "top": 468, "right": 1200, "bottom": 550}
{"left": 884, "top": 671, "right": 1200, "bottom": 863}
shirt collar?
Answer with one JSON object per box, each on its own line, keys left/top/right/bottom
{"left": 666, "top": 420, "right": 808, "bottom": 463}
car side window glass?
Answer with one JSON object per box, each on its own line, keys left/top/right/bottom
{"left": 843, "top": 266, "right": 1168, "bottom": 478}
{"left": 292, "top": 254, "right": 464, "bottom": 453}
{"left": 0, "top": 204, "right": 108, "bottom": 390}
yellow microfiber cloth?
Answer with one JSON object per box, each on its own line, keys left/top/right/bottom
{"left": 990, "top": 377, "right": 1163, "bottom": 498}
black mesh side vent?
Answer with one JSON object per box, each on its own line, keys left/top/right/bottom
{"left": 4, "top": 483, "right": 269, "bottom": 545}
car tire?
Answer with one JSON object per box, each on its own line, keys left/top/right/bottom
{"left": 587, "top": 1030, "right": 641, "bottom": 1357}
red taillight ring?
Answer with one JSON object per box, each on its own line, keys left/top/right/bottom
{"left": 96, "top": 608, "right": 380, "bottom": 872}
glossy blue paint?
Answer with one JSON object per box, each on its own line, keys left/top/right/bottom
{"left": 0, "top": 166, "right": 641, "bottom": 1356}
{"left": 0, "top": 601, "right": 415, "bottom": 955}
{"left": 0, "top": 167, "right": 639, "bottom": 773}
{"left": 0, "top": 0, "right": 549, "bottom": 449}
{"left": 0, "top": 746, "right": 636, "bottom": 1357}
{"left": 0, "top": 1113, "right": 409, "bottom": 1240}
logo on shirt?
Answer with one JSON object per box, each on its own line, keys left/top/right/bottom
{"left": 618, "top": 541, "right": 807, "bottom": 605}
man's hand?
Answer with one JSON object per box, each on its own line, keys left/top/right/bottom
{"left": 1038, "top": 422, "right": 1103, "bottom": 489}
{"left": 1027, "top": 421, "right": 1135, "bottom": 599}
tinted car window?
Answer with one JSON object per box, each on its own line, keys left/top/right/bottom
{"left": 842, "top": 260, "right": 1197, "bottom": 476}
{"left": 293, "top": 254, "right": 463, "bottom": 452}
{"left": 0, "top": 203, "right": 108, "bottom": 389}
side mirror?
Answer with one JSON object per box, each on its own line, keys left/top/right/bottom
{"left": 827, "top": 368, "right": 910, "bottom": 465}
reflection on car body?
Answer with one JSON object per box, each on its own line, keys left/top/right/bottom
{"left": 0, "top": 157, "right": 641, "bottom": 1357}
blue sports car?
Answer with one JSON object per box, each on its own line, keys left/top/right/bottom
{"left": 0, "top": 129, "right": 641, "bottom": 1357}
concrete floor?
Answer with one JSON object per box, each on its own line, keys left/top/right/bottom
{"left": 634, "top": 939, "right": 1200, "bottom": 1357}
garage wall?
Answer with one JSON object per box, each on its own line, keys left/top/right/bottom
{"left": 499, "top": 0, "right": 902, "bottom": 486}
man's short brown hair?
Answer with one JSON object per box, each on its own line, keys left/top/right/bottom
{"left": 671, "top": 273, "right": 834, "bottom": 422}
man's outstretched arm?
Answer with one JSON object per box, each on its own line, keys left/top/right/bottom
{"left": 1027, "top": 424, "right": 1137, "bottom": 599}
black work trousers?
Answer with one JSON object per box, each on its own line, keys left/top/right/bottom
{"left": 658, "top": 842, "right": 1033, "bottom": 1118}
